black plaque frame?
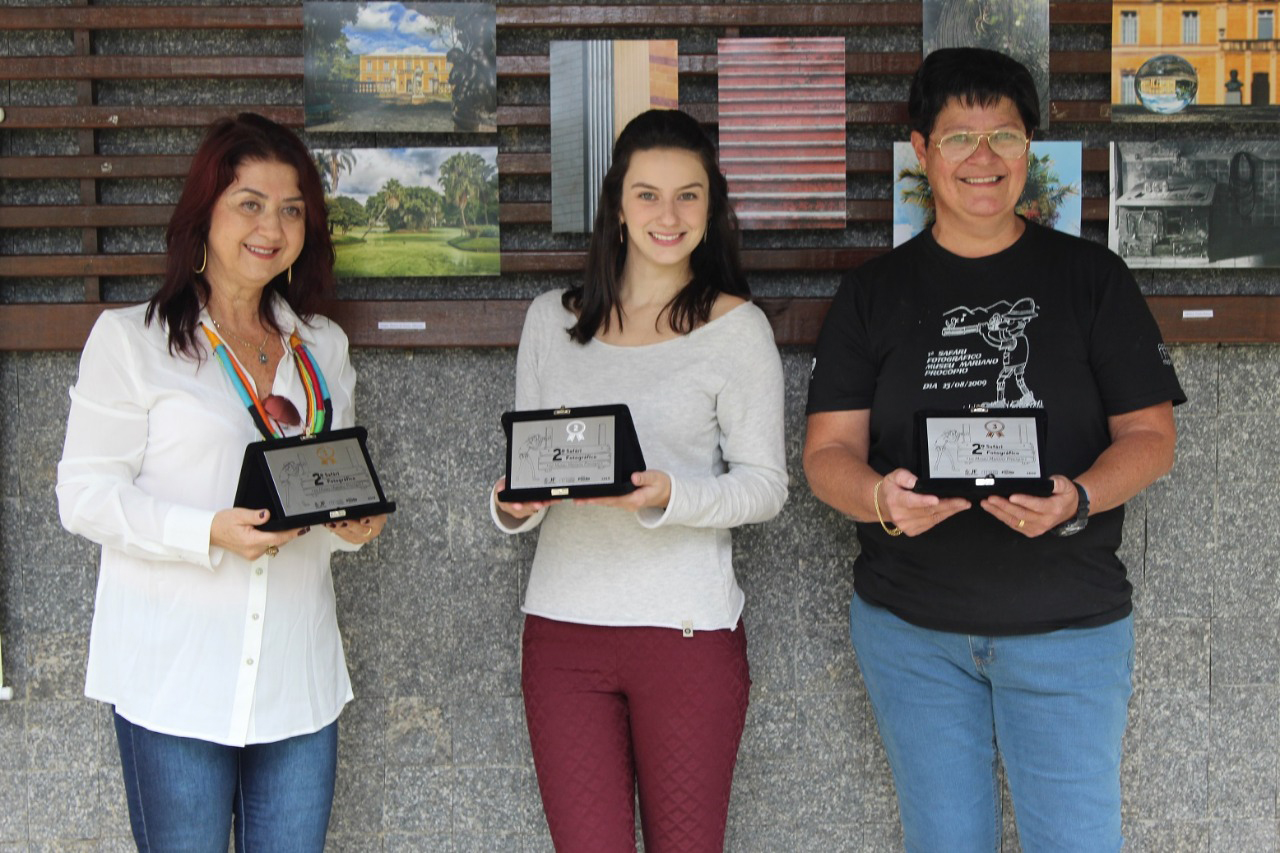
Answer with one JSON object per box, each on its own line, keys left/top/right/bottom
{"left": 498, "top": 404, "right": 647, "bottom": 502}
{"left": 234, "top": 426, "right": 397, "bottom": 531}
{"left": 911, "top": 409, "right": 1054, "bottom": 498}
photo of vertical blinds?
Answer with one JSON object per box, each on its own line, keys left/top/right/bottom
{"left": 550, "top": 40, "right": 679, "bottom": 233}
{"left": 716, "top": 37, "right": 847, "bottom": 230}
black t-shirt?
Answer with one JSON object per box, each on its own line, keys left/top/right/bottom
{"left": 807, "top": 222, "right": 1186, "bottom": 635}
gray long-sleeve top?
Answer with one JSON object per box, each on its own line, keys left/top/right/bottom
{"left": 493, "top": 290, "right": 788, "bottom": 631}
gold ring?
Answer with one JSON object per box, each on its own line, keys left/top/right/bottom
{"left": 1017, "top": 519, "right": 1026, "bottom": 529}
{"left": 265, "top": 545, "right": 279, "bottom": 557}
{"left": 362, "top": 526, "right": 373, "bottom": 538}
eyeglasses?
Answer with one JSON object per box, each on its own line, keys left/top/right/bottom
{"left": 933, "top": 130, "right": 1030, "bottom": 163}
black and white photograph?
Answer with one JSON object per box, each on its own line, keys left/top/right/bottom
{"left": 1109, "top": 140, "right": 1280, "bottom": 267}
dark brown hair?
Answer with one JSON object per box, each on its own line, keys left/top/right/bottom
{"left": 146, "top": 112, "right": 335, "bottom": 357}
{"left": 563, "top": 109, "right": 749, "bottom": 344}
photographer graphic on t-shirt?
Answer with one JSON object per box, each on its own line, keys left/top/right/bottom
{"left": 942, "top": 297, "right": 1041, "bottom": 408}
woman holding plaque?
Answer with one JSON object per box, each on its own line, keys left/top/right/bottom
{"left": 803, "top": 49, "right": 1184, "bottom": 851}
{"left": 491, "top": 109, "right": 788, "bottom": 852}
{"left": 57, "top": 113, "right": 385, "bottom": 851}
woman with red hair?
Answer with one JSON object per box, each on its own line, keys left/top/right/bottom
{"left": 57, "top": 113, "right": 385, "bottom": 851}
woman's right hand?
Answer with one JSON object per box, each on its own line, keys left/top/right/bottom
{"left": 211, "top": 508, "right": 307, "bottom": 560}
{"left": 493, "top": 477, "right": 555, "bottom": 520}
{"left": 875, "top": 468, "right": 971, "bottom": 537}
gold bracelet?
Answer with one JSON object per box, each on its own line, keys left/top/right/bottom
{"left": 873, "top": 477, "right": 903, "bottom": 537}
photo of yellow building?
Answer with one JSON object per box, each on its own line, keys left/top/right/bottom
{"left": 357, "top": 53, "right": 451, "bottom": 100}
{"left": 1113, "top": 0, "right": 1280, "bottom": 120}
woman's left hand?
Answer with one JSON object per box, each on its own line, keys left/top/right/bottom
{"left": 573, "top": 470, "right": 671, "bottom": 512}
{"left": 980, "top": 475, "right": 1078, "bottom": 537}
{"left": 325, "top": 513, "right": 389, "bottom": 544}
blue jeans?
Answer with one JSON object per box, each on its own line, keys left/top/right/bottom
{"left": 850, "top": 593, "right": 1134, "bottom": 853}
{"left": 113, "top": 712, "right": 337, "bottom": 852}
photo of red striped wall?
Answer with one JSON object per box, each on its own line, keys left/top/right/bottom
{"left": 717, "top": 37, "right": 847, "bottom": 229}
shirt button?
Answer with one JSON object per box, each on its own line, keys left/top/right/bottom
{"left": 255, "top": 568, "right": 263, "bottom": 576}
{"left": 252, "top": 613, "right": 260, "bottom": 621}
{"left": 245, "top": 658, "right": 254, "bottom": 666}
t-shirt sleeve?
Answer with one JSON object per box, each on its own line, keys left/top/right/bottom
{"left": 1086, "top": 253, "right": 1187, "bottom": 415}
{"left": 806, "top": 270, "right": 879, "bottom": 414}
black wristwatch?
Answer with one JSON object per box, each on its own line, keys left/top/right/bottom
{"left": 1052, "top": 480, "right": 1090, "bottom": 537}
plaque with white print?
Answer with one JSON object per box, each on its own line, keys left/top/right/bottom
{"left": 911, "top": 409, "right": 1053, "bottom": 498}
{"left": 499, "top": 404, "right": 647, "bottom": 502}
{"left": 234, "top": 426, "right": 397, "bottom": 531}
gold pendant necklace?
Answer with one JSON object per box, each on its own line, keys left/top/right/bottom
{"left": 211, "top": 317, "right": 270, "bottom": 365}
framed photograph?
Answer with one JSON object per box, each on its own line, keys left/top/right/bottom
{"left": 923, "top": 0, "right": 1051, "bottom": 125}
{"left": 304, "top": 2, "right": 496, "bottom": 132}
{"left": 1112, "top": 1, "right": 1280, "bottom": 123}
{"left": 717, "top": 37, "right": 847, "bottom": 229}
{"left": 550, "top": 40, "right": 679, "bottom": 233}
{"left": 1109, "top": 140, "right": 1280, "bottom": 268}
{"left": 312, "top": 146, "right": 500, "bottom": 277}
{"left": 892, "top": 141, "right": 1081, "bottom": 246}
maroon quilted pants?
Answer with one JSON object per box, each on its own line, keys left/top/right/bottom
{"left": 521, "top": 614, "right": 751, "bottom": 853}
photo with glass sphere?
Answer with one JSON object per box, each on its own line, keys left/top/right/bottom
{"left": 1109, "top": 141, "right": 1280, "bottom": 267}
{"left": 1112, "top": 0, "right": 1280, "bottom": 121}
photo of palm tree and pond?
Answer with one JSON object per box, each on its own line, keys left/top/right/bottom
{"left": 892, "top": 140, "right": 1081, "bottom": 246}
{"left": 312, "top": 146, "right": 500, "bottom": 277}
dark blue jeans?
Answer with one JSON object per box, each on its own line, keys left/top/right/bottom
{"left": 113, "top": 711, "right": 337, "bottom": 852}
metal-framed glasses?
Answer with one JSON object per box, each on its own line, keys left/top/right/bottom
{"left": 933, "top": 130, "right": 1030, "bottom": 162}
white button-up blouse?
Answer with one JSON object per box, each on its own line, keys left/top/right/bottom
{"left": 57, "top": 300, "right": 359, "bottom": 747}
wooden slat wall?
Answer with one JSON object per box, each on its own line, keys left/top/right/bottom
{"left": 0, "top": 2, "right": 1265, "bottom": 348}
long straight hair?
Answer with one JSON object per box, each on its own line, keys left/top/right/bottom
{"left": 563, "top": 109, "right": 749, "bottom": 344}
{"left": 146, "top": 113, "right": 335, "bottom": 358}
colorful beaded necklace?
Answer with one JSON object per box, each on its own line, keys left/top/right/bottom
{"left": 202, "top": 322, "right": 333, "bottom": 440}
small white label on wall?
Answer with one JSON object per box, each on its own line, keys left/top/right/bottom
{"left": 377, "top": 321, "right": 427, "bottom": 331}
{"left": 1181, "top": 309, "right": 1214, "bottom": 320}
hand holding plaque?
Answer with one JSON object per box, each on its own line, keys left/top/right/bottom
{"left": 911, "top": 409, "right": 1053, "bottom": 498}
{"left": 498, "top": 404, "right": 647, "bottom": 503}
{"left": 234, "top": 426, "right": 397, "bottom": 531}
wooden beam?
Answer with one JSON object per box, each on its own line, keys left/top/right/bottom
{"left": 2, "top": 295, "right": 1274, "bottom": 351}
{"left": 0, "top": 56, "right": 301, "bottom": 81}
{"left": 0, "top": 155, "right": 193, "bottom": 180}
{"left": 0, "top": 105, "right": 302, "bottom": 130}
{"left": 0, "top": 205, "right": 173, "bottom": 228}
{"left": 0, "top": 5, "right": 301, "bottom": 29}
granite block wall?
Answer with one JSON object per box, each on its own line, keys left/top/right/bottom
{"left": 0, "top": 342, "right": 1264, "bottom": 850}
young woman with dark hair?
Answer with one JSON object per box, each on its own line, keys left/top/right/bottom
{"left": 491, "top": 109, "right": 788, "bottom": 852}
{"left": 58, "top": 113, "right": 384, "bottom": 851}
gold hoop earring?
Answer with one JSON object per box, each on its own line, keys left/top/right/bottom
{"left": 619, "top": 229, "right": 625, "bottom": 244}
{"left": 287, "top": 265, "right": 292, "bottom": 285}
{"left": 193, "top": 242, "right": 207, "bottom": 275}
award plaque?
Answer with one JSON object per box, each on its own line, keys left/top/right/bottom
{"left": 912, "top": 409, "right": 1053, "bottom": 498}
{"left": 234, "top": 426, "right": 397, "bottom": 531}
{"left": 498, "top": 404, "right": 647, "bottom": 502}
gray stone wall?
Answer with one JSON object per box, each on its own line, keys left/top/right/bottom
{"left": 0, "top": 342, "right": 1262, "bottom": 850}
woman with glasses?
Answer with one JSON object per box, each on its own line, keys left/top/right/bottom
{"left": 803, "top": 48, "right": 1184, "bottom": 851}
{"left": 57, "top": 113, "right": 385, "bottom": 851}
